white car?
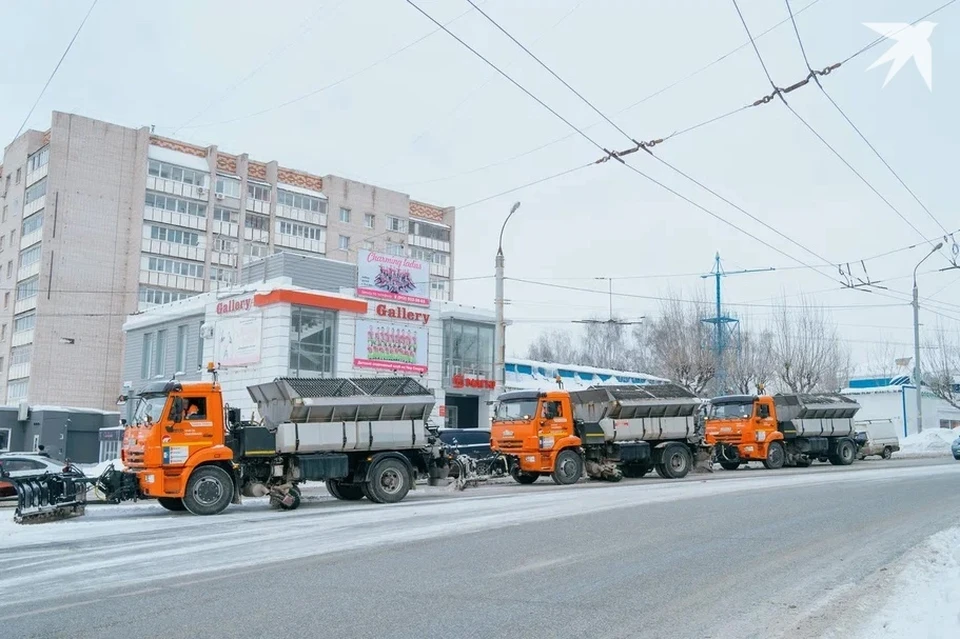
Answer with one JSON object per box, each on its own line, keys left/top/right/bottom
{"left": 0, "top": 453, "right": 85, "bottom": 499}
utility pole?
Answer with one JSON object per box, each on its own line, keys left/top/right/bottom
{"left": 700, "top": 252, "right": 774, "bottom": 394}
{"left": 912, "top": 242, "right": 943, "bottom": 433}
{"left": 495, "top": 202, "right": 521, "bottom": 391}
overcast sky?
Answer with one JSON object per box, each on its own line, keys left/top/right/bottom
{"left": 2, "top": 0, "right": 958, "bottom": 371}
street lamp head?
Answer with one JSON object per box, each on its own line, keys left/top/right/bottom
{"left": 933, "top": 241, "right": 944, "bottom": 251}
{"left": 510, "top": 201, "right": 521, "bottom": 214}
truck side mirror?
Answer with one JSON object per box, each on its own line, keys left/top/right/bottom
{"left": 171, "top": 397, "right": 185, "bottom": 423}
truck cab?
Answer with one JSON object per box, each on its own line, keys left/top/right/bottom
{"left": 490, "top": 390, "right": 583, "bottom": 485}
{"left": 705, "top": 395, "right": 782, "bottom": 470}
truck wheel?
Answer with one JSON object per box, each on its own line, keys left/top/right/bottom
{"left": 882, "top": 447, "right": 893, "bottom": 460}
{"left": 830, "top": 439, "right": 856, "bottom": 466}
{"left": 326, "top": 479, "right": 364, "bottom": 501}
{"left": 762, "top": 442, "right": 785, "bottom": 470}
{"left": 659, "top": 444, "right": 692, "bottom": 479}
{"left": 365, "top": 458, "right": 411, "bottom": 504}
{"left": 654, "top": 464, "right": 667, "bottom": 478}
{"left": 719, "top": 461, "right": 741, "bottom": 471}
{"left": 157, "top": 497, "right": 186, "bottom": 512}
{"left": 510, "top": 466, "right": 539, "bottom": 485}
{"left": 183, "top": 466, "right": 234, "bottom": 516}
{"left": 551, "top": 450, "right": 583, "bottom": 485}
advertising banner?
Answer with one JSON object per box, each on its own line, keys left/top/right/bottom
{"left": 356, "top": 249, "right": 430, "bottom": 306}
{"left": 354, "top": 318, "right": 428, "bottom": 374}
{"left": 214, "top": 314, "right": 262, "bottom": 367}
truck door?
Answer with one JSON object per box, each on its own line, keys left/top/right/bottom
{"left": 163, "top": 395, "right": 216, "bottom": 465}
{"left": 756, "top": 402, "right": 776, "bottom": 438}
{"left": 540, "top": 400, "right": 570, "bottom": 443}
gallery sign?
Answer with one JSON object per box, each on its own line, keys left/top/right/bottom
{"left": 356, "top": 249, "right": 430, "bottom": 307}
{"left": 374, "top": 303, "right": 430, "bottom": 325}
{"left": 354, "top": 318, "right": 428, "bottom": 374}
{"left": 216, "top": 297, "right": 254, "bottom": 315}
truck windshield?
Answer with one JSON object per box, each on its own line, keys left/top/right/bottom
{"left": 493, "top": 400, "right": 538, "bottom": 421}
{"left": 709, "top": 402, "right": 754, "bottom": 419}
{"left": 133, "top": 394, "right": 168, "bottom": 424}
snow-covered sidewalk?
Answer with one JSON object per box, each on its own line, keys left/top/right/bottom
{"left": 854, "top": 526, "right": 960, "bottom": 639}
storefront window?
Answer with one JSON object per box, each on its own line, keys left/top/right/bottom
{"left": 289, "top": 306, "right": 337, "bottom": 377}
{"left": 443, "top": 320, "right": 494, "bottom": 382}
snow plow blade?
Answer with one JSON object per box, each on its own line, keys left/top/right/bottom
{"left": 11, "top": 473, "right": 88, "bottom": 524}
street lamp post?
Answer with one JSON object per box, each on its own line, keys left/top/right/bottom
{"left": 495, "top": 202, "right": 521, "bottom": 391}
{"left": 912, "top": 241, "right": 943, "bottom": 433}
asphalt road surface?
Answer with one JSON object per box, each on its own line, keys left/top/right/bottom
{"left": 3, "top": 457, "right": 959, "bottom": 639}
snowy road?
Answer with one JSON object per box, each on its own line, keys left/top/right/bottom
{"left": 2, "top": 458, "right": 959, "bottom": 638}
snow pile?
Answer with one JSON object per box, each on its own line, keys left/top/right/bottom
{"left": 897, "top": 428, "right": 959, "bottom": 457}
{"left": 855, "top": 526, "right": 960, "bottom": 639}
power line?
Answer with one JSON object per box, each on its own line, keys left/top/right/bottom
{"left": 12, "top": 0, "right": 98, "bottom": 140}
{"left": 839, "top": 0, "right": 958, "bottom": 65}
{"left": 456, "top": 163, "right": 592, "bottom": 210}
{"left": 784, "top": 0, "right": 953, "bottom": 239}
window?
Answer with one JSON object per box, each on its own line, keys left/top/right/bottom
{"left": 176, "top": 325, "right": 188, "bottom": 373}
{"left": 16, "top": 277, "right": 39, "bottom": 301}
{"left": 15, "top": 168, "right": 21, "bottom": 184}
{"left": 409, "top": 247, "right": 447, "bottom": 264}
{"left": 197, "top": 322, "right": 205, "bottom": 370}
{"left": 141, "top": 333, "right": 154, "bottom": 378}
{"left": 0, "top": 358, "right": 4, "bottom": 374}
{"left": 0, "top": 427, "right": 10, "bottom": 452}
{"left": 14, "top": 312, "right": 35, "bottom": 333}
{"left": 147, "top": 160, "right": 208, "bottom": 188}
{"left": 3, "top": 292, "right": 8, "bottom": 308}
{"left": 0, "top": 324, "right": 5, "bottom": 340}
{"left": 1, "top": 235, "right": 5, "bottom": 252}
{"left": 22, "top": 212, "right": 42, "bottom": 235}
{"left": 138, "top": 287, "right": 191, "bottom": 306}
{"left": 145, "top": 192, "right": 206, "bottom": 217}
{"left": 213, "top": 207, "right": 237, "bottom": 223}
{"left": 339, "top": 207, "right": 351, "bottom": 223}
{"left": 443, "top": 320, "right": 494, "bottom": 382}
{"left": 27, "top": 147, "right": 49, "bottom": 173}
{"left": 245, "top": 213, "right": 270, "bottom": 231}
{"left": 7, "top": 380, "right": 28, "bottom": 404}
{"left": 10, "top": 345, "right": 31, "bottom": 366}
{"left": 338, "top": 235, "right": 350, "bottom": 250}
{"left": 277, "top": 190, "right": 326, "bottom": 213}
{"left": 386, "top": 216, "right": 406, "bottom": 233}
{"left": 215, "top": 175, "right": 241, "bottom": 198}
{"left": 211, "top": 267, "right": 234, "bottom": 283}
{"left": 154, "top": 329, "right": 167, "bottom": 376}
{"left": 10, "top": 229, "right": 16, "bottom": 245}
{"left": 431, "top": 279, "right": 449, "bottom": 300}
{"left": 146, "top": 256, "right": 204, "bottom": 278}
{"left": 289, "top": 306, "right": 337, "bottom": 377}
{"left": 278, "top": 220, "right": 323, "bottom": 240}
{"left": 149, "top": 225, "right": 200, "bottom": 246}
{"left": 19, "top": 245, "right": 42, "bottom": 269}
{"left": 412, "top": 221, "right": 451, "bottom": 242}
{"left": 6, "top": 261, "right": 12, "bottom": 278}
{"left": 362, "top": 240, "right": 374, "bottom": 251}
{"left": 2, "top": 205, "right": 6, "bottom": 222}
{"left": 244, "top": 242, "right": 269, "bottom": 259}
{"left": 364, "top": 213, "right": 375, "bottom": 229}
{"left": 213, "top": 235, "right": 236, "bottom": 253}
{"left": 24, "top": 178, "right": 46, "bottom": 205}
{"left": 247, "top": 182, "right": 271, "bottom": 202}
{"left": 386, "top": 242, "right": 404, "bottom": 257}
{"left": 183, "top": 397, "right": 208, "bottom": 420}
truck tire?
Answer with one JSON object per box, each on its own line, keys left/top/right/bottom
{"left": 326, "top": 479, "right": 364, "bottom": 501}
{"left": 157, "top": 497, "right": 186, "bottom": 512}
{"left": 659, "top": 444, "right": 692, "bottom": 479}
{"left": 364, "top": 458, "right": 411, "bottom": 504}
{"left": 830, "top": 439, "right": 857, "bottom": 466}
{"left": 182, "top": 466, "right": 234, "bottom": 516}
{"left": 882, "top": 447, "right": 893, "bottom": 460}
{"left": 763, "top": 441, "right": 785, "bottom": 470}
{"left": 510, "top": 466, "right": 539, "bottom": 485}
{"left": 551, "top": 449, "right": 583, "bottom": 485}
{"left": 719, "top": 461, "right": 741, "bottom": 471}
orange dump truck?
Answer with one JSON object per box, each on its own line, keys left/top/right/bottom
{"left": 490, "top": 383, "right": 707, "bottom": 484}
{"left": 705, "top": 392, "right": 861, "bottom": 470}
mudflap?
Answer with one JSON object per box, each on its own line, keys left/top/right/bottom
{"left": 12, "top": 473, "right": 89, "bottom": 524}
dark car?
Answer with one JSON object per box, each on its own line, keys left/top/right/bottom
{"left": 438, "top": 428, "right": 492, "bottom": 477}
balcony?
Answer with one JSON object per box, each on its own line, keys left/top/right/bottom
{"left": 20, "top": 228, "right": 42, "bottom": 250}
{"left": 275, "top": 233, "right": 324, "bottom": 254}
{"left": 146, "top": 176, "right": 207, "bottom": 202}
{"left": 17, "top": 261, "right": 41, "bottom": 282}
{"left": 243, "top": 226, "right": 269, "bottom": 244}
{"left": 23, "top": 197, "right": 45, "bottom": 218}
{"left": 211, "top": 251, "right": 237, "bottom": 267}
{"left": 212, "top": 220, "right": 239, "bottom": 238}
{"left": 14, "top": 297, "right": 37, "bottom": 315}
{"left": 138, "top": 270, "right": 205, "bottom": 293}
{"left": 429, "top": 262, "right": 451, "bottom": 278}
{"left": 11, "top": 330, "right": 34, "bottom": 348}
{"left": 408, "top": 234, "right": 451, "bottom": 253}
{"left": 25, "top": 163, "right": 48, "bottom": 187}
{"left": 245, "top": 198, "right": 269, "bottom": 215}
{"left": 276, "top": 204, "right": 326, "bottom": 227}
{"left": 143, "top": 205, "right": 207, "bottom": 232}
{"left": 140, "top": 238, "right": 205, "bottom": 262}
{"left": 7, "top": 362, "right": 30, "bottom": 381}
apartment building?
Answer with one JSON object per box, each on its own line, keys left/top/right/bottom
{"left": 0, "top": 111, "right": 455, "bottom": 409}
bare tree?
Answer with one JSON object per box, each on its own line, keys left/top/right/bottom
{"left": 727, "top": 327, "right": 775, "bottom": 395}
{"left": 866, "top": 341, "right": 911, "bottom": 380}
{"left": 769, "top": 294, "right": 848, "bottom": 393}
{"left": 639, "top": 293, "right": 715, "bottom": 395}
{"left": 525, "top": 329, "right": 579, "bottom": 364}
{"left": 925, "top": 328, "right": 960, "bottom": 410}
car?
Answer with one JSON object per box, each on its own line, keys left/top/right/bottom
{"left": 855, "top": 421, "right": 901, "bottom": 460}
{"left": 0, "top": 453, "right": 85, "bottom": 500}
{"left": 437, "top": 428, "right": 492, "bottom": 478}
{"left": 952, "top": 437, "right": 960, "bottom": 461}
